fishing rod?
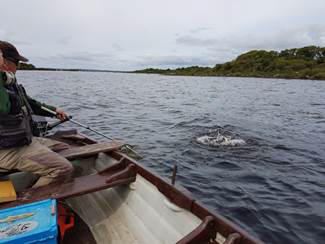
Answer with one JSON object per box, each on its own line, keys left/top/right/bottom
{"left": 41, "top": 106, "right": 142, "bottom": 159}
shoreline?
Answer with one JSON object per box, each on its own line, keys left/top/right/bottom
{"left": 132, "top": 72, "right": 325, "bottom": 81}
{"left": 19, "top": 69, "right": 325, "bottom": 81}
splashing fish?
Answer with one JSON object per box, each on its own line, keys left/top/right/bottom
{"left": 196, "top": 130, "right": 246, "bottom": 147}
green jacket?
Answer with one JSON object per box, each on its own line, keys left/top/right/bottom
{"left": 0, "top": 71, "right": 57, "bottom": 117}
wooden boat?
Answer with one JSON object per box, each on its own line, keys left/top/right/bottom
{"left": 0, "top": 129, "right": 263, "bottom": 244}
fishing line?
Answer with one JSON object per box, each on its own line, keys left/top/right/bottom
{"left": 41, "top": 106, "right": 142, "bottom": 159}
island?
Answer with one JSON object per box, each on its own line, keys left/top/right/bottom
{"left": 134, "top": 46, "right": 325, "bottom": 80}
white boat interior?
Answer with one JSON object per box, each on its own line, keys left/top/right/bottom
{"left": 67, "top": 153, "right": 204, "bottom": 244}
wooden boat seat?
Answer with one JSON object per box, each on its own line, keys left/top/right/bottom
{"left": 58, "top": 141, "right": 123, "bottom": 160}
{"left": 0, "top": 157, "right": 137, "bottom": 210}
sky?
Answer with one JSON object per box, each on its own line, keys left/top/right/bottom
{"left": 1, "top": 0, "right": 325, "bottom": 70}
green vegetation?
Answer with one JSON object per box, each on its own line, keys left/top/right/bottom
{"left": 134, "top": 46, "right": 325, "bottom": 80}
{"left": 18, "top": 63, "right": 36, "bottom": 70}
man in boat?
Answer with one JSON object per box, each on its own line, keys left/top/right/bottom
{"left": 0, "top": 41, "right": 73, "bottom": 188}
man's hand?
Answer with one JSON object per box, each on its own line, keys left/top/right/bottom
{"left": 55, "top": 108, "right": 68, "bottom": 121}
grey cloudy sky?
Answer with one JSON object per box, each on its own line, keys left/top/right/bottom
{"left": 1, "top": 0, "right": 325, "bottom": 70}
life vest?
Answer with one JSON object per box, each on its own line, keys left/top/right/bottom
{"left": 0, "top": 72, "right": 33, "bottom": 148}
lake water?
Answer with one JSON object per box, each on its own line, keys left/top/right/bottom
{"left": 18, "top": 71, "right": 325, "bottom": 243}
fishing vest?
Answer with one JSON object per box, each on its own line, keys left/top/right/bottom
{"left": 0, "top": 72, "right": 33, "bottom": 148}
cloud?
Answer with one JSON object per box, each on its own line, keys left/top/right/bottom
{"left": 260, "top": 25, "right": 325, "bottom": 50}
{"left": 2, "top": 0, "right": 324, "bottom": 70}
{"left": 56, "top": 52, "right": 112, "bottom": 62}
{"left": 112, "top": 43, "right": 124, "bottom": 52}
{"left": 176, "top": 35, "right": 220, "bottom": 47}
{"left": 0, "top": 29, "right": 8, "bottom": 38}
{"left": 175, "top": 25, "right": 325, "bottom": 62}
{"left": 209, "top": 25, "right": 325, "bottom": 53}
{"left": 178, "top": 25, "right": 325, "bottom": 49}
{"left": 0, "top": 29, "right": 30, "bottom": 46}
{"left": 32, "top": 52, "right": 115, "bottom": 69}
{"left": 189, "top": 27, "right": 212, "bottom": 34}
{"left": 57, "top": 36, "right": 71, "bottom": 45}
{"left": 32, "top": 24, "right": 325, "bottom": 70}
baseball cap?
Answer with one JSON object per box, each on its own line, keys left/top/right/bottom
{"left": 0, "top": 41, "right": 29, "bottom": 63}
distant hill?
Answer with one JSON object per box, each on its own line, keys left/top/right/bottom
{"left": 134, "top": 46, "right": 325, "bottom": 80}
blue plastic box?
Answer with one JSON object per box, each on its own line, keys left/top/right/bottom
{"left": 0, "top": 199, "right": 57, "bottom": 244}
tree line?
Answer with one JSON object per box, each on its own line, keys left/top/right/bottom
{"left": 134, "top": 46, "right": 325, "bottom": 80}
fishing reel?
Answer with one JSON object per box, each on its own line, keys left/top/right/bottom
{"left": 31, "top": 115, "right": 70, "bottom": 137}
{"left": 31, "top": 115, "right": 49, "bottom": 137}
